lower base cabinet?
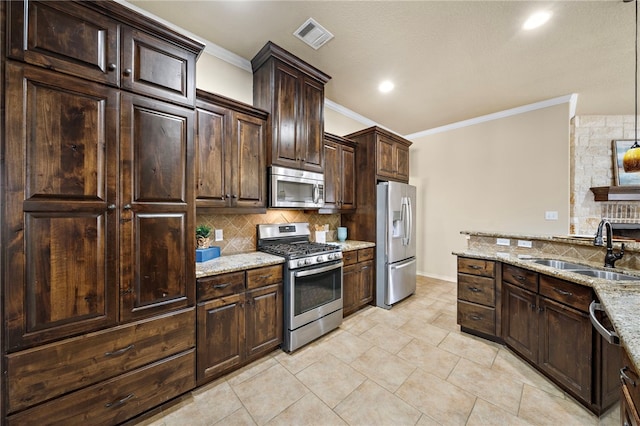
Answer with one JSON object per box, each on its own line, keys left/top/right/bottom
{"left": 621, "top": 348, "right": 640, "bottom": 426}
{"left": 343, "top": 248, "right": 374, "bottom": 317}
{"left": 196, "top": 265, "right": 283, "bottom": 384}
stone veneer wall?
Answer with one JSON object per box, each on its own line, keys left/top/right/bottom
{"left": 196, "top": 211, "right": 341, "bottom": 254}
{"left": 572, "top": 115, "right": 640, "bottom": 235}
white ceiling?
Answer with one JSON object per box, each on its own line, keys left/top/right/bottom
{"left": 127, "top": 0, "right": 635, "bottom": 137}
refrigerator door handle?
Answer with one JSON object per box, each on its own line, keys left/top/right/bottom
{"left": 401, "top": 198, "right": 409, "bottom": 246}
{"left": 407, "top": 196, "right": 412, "bottom": 247}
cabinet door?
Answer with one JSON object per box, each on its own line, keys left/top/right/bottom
{"left": 195, "top": 103, "right": 230, "bottom": 208}
{"left": 120, "top": 93, "right": 195, "bottom": 322}
{"left": 323, "top": 140, "right": 340, "bottom": 209}
{"left": 4, "top": 63, "right": 119, "bottom": 351}
{"left": 342, "top": 264, "right": 360, "bottom": 316}
{"left": 121, "top": 26, "right": 197, "bottom": 107}
{"left": 376, "top": 135, "right": 397, "bottom": 179}
{"left": 7, "top": 1, "right": 120, "bottom": 86}
{"left": 538, "top": 297, "right": 592, "bottom": 403}
{"left": 340, "top": 144, "right": 357, "bottom": 209}
{"left": 197, "top": 294, "right": 245, "bottom": 382}
{"left": 395, "top": 143, "right": 410, "bottom": 182}
{"left": 271, "top": 62, "right": 301, "bottom": 169}
{"left": 232, "top": 111, "right": 267, "bottom": 208}
{"left": 299, "top": 76, "right": 324, "bottom": 173}
{"left": 246, "top": 283, "right": 283, "bottom": 359}
{"left": 358, "top": 260, "right": 374, "bottom": 306}
{"left": 502, "top": 282, "right": 538, "bottom": 363}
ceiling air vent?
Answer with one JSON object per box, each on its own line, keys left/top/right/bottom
{"left": 293, "top": 18, "right": 334, "bottom": 50}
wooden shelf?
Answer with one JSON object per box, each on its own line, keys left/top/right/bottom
{"left": 590, "top": 186, "right": 640, "bottom": 201}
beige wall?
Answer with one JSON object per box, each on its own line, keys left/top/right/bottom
{"left": 409, "top": 104, "right": 571, "bottom": 281}
{"left": 196, "top": 53, "right": 253, "bottom": 104}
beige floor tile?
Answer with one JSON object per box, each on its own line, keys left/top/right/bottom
{"left": 398, "top": 317, "right": 449, "bottom": 346}
{"left": 191, "top": 380, "right": 244, "bottom": 424}
{"left": 396, "top": 338, "right": 460, "bottom": 380}
{"left": 350, "top": 346, "right": 416, "bottom": 392}
{"left": 429, "top": 311, "right": 459, "bottom": 332}
{"left": 396, "top": 368, "right": 476, "bottom": 426}
{"left": 438, "top": 331, "right": 499, "bottom": 367}
{"left": 226, "top": 355, "right": 279, "bottom": 387}
{"left": 295, "top": 353, "right": 366, "bottom": 408}
{"left": 274, "top": 343, "right": 328, "bottom": 374}
{"left": 266, "top": 393, "right": 348, "bottom": 426}
{"left": 359, "top": 322, "right": 413, "bottom": 353}
{"left": 518, "top": 384, "right": 599, "bottom": 426}
{"left": 467, "top": 398, "right": 533, "bottom": 426}
{"left": 447, "top": 357, "right": 524, "bottom": 414}
{"left": 214, "top": 407, "right": 257, "bottom": 426}
{"left": 334, "top": 380, "right": 422, "bottom": 425}
{"left": 340, "top": 314, "right": 379, "bottom": 336}
{"left": 158, "top": 395, "right": 208, "bottom": 426}
{"left": 318, "top": 329, "right": 373, "bottom": 363}
{"left": 415, "top": 414, "right": 442, "bottom": 426}
{"left": 598, "top": 403, "right": 620, "bottom": 426}
{"left": 365, "top": 305, "right": 410, "bottom": 329}
{"left": 491, "top": 348, "right": 566, "bottom": 398}
{"left": 231, "top": 363, "right": 309, "bottom": 425}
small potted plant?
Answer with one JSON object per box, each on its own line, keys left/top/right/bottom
{"left": 195, "top": 224, "right": 212, "bottom": 249}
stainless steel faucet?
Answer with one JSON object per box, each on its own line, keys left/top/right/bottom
{"left": 594, "top": 219, "right": 625, "bottom": 268}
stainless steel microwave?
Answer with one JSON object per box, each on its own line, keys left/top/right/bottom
{"left": 269, "top": 166, "right": 324, "bottom": 208}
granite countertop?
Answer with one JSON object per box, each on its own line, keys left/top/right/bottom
{"left": 455, "top": 247, "right": 640, "bottom": 377}
{"left": 196, "top": 240, "right": 375, "bottom": 278}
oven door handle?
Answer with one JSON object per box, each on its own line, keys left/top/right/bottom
{"left": 294, "top": 262, "right": 343, "bottom": 278}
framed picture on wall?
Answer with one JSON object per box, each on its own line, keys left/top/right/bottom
{"left": 613, "top": 140, "right": 640, "bottom": 186}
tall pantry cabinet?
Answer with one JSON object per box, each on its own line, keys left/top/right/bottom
{"left": 1, "top": 1, "right": 204, "bottom": 424}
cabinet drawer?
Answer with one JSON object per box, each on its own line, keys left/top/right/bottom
{"left": 458, "top": 257, "right": 495, "bottom": 278}
{"left": 343, "top": 250, "right": 358, "bottom": 266}
{"left": 198, "top": 271, "right": 245, "bottom": 302}
{"left": 458, "top": 274, "right": 495, "bottom": 306}
{"left": 539, "top": 275, "right": 592, "bottom": 312}
{"left": 457, "top": 300, "right": 495, "bottom": 336}
{"left": 357, "top": 248, "right": 375, "bottom": 262}
{"left": 8, "top": 350, "right": 195, "bottom": 426}
{"left": 503, "top": 264, "right": 538, "bottom": 292}
{"left": 7, "top": 309, "right": 194, "bottom": 413}
{"left": 622, "top": 349, "right": 640, "bottom": 419}
{"left": 247, "top": 265, "right": 283, "bottom": 289}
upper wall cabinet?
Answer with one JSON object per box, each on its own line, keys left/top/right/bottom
{"left": 195, "top": 90, "right": 269, "bottom": 213}
{"left": 322, "top": 133, "right": 357, "bottom": 212}
{"left": 7, "top": 0, "right": 201, "bottom": 107}
{"left": 251, "top": 41, "right": 331, "bottom": 173}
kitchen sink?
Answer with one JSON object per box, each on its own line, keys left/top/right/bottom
{"left": 571, "top": 269, "right": 639, "bottom": 281}
{"left": 528, "top": 259, "right": 587, "bottom": 270}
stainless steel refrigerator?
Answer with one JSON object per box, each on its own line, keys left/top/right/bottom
{"left": 376, "top": 181, "right": 417, "bottom": 309}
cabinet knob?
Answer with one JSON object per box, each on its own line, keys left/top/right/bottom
{"left": 107, "top": 204, "right": 116, "bottom": 210}
{"left": 221, "top": 195, "right": 225, "bottom": 200}
{"left": 123, "top": 68, "right": 132, "bottom": 76}
{"left": 226, "top": 194, "right": 230, "bottom": 199}
{"left": 107, "top": 63, "right": 117, "bottom": 71}
{"left": 123, "top": 204, "right": 132, "bottom": 210}
{"left": 232, "top": 194, "right": 237, "bottom": 199}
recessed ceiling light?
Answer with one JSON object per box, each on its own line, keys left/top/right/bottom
{"left": 379, "top": 80, "right": 394, "bottom": 93}
{"left": 523, "top": 11, "right": 552, "bottom": 30}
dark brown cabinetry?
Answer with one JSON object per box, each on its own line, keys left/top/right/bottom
{"left": 342, "top": 248, "right": 375, "bottom": 317}
{"left": 323, "top": 133, "right": 357, "bottom": 212}
{"left": 2, "top": 1, "right": 204, "bottom": 423}
{"left": 196, "top": 265, "right": 283, "bottom": 384}
{"left": 621, "top": 348, "right": 640, "bottom": 426}
{"left": 341, "top": 126, "right": 412, "bottom": 243}
{"left": 195, "top": 90, "right": 269, "bottom": 212}
{"left": 456, "top": 257, "right": 500, "bottom": 339}
{"left": 251, "top": 41, "right": 330, "bottom": 173}
{"left": 501, "top": 264, "right": 617, "bottom": 414}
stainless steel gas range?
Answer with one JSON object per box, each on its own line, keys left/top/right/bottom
{"left": 257, "top": 223, "right": 343, "bottom": 352}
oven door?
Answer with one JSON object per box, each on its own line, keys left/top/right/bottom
{"left": 288, "top": 261, "right": 343, "bottom": 330}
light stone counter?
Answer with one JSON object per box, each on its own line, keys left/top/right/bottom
{"left": 328, "top": 240, "right": 376, "bottom": 252}
{"left": 456, "top": 230, "right": 640, "bottom": 379}
{"left": 196, "top": 252, "right": 285, "bottom": 278}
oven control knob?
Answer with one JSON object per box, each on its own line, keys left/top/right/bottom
{"left": 316, "top": 255, "right": 323, "bottom": 262}
{"left": 305, "top": 258, "right": 311, "bottom": 265}
{"left": 297, "top": 260, "right": 305, "bottom": 267}
{"left": 328, "top": 253, "right": 335, "bottom": 260}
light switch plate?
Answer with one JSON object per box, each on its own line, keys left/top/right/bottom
{"left": 214, "top": 229, "right": 223, "bottom": 241}
{"left": 545, "top": 211, "right": 558, "bottom": 220}
{"left": 496, "top": 238, "right": 510, "bottom": 246}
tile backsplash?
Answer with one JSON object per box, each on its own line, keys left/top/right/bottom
{"left": 197, "top": 211, "right": 341, "bottom": 254}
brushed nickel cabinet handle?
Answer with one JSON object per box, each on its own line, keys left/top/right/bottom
{"left": 553, "top": 288, "right": 572, "bottom": 296}
{"left": 469, "top": 265, "right": 482, "bottom": 270}
{"left": 213, "top": 283, "right": 230, "bottom": 289}
{"left": 104, "top": 344, "right": 134, "bottom": 357}
{"left": 470, "top": 314, "right": 482, "bottom": 321}
{"left": 621, "top": 366, "right": 638, "bottom": 386}
{"left": 468, "top": 287, "right": 481, "bottom": 293}
{"left": 105, "top": 393, "right": 135, "bottom": 408}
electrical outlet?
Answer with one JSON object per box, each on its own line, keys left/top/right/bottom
{"left": 214, "top": 229, "right": 223, "bottom": 241}
{"left": 496, "top": 238, "right": 510, "bottom": 246}
{"left": 517, "top": 240, "right": 533, "bottom": 248}
{"left": 545, "top": 211, "right": 558, "bottom": 220}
